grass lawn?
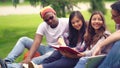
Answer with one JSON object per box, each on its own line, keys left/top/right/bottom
{"left": 0, "top": 10, "right": 115, "bottom": 62}
{"left": 0, "top": 14, "right": 44, "bottom": 62}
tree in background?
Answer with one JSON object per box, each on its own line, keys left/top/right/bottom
{"left": 29, "top": 0, "right": 39, "bottom": 7}
{"left": 12, "top": 0, "right": 19, "bottom": 8}
{"left": 11, "top": 0, "right": 108, "bottom": 16}
{"left": 33, "top": 0, "right": 80, "bottom": 17}
{"left": 12, "top": 0, "right": 81, "bottom": 17}
{"left": 89, "top": 0, "right": 106, "bottom": 14}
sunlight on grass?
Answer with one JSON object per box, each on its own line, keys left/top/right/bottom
{"left": 105, "top": 10, "right": 115, "bottom": 32}
{"left": 0, "top": 14, "right": 41, "bottom": 28}
{"left": 0, "top": 14, "right": 43, "bottom": 62}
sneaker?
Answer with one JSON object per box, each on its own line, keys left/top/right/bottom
{"left": 28, "top": 61, "right": 40, "bottom": 68}
{"left": 23, "top": 62, "right": 41, "bottom": 68}
{"left": 4, "top": 60, "right": 12, "bottom": 64}
{"left": 28, "top": 62, "right": 34, "bottom": 68}
{"left": 23, "top": 63, "right": 28, "bottom": 68}
{"left": 0, "top": 58, "right": 7, "bottom": 68}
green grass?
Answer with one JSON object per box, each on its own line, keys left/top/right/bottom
{"left": 0, "top": 14, "right": 46, "bottom": 62}
{"left": 0, "top": 10, "right": 115, "bottom": 62}
{"left": 0, "top": 1, "right": 12, "bottom": 6}
{"left": 104, "top": 10, "right": 116, "bottom": 32}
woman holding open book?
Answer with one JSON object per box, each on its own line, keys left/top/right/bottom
{"left": 23, "top": 11, "right": 87, "bottom": 68}
{"left": 74, "top": 11, "right": 111, "bottom": 68}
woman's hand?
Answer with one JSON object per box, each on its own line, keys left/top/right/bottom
{"left": 77, "top": 52, "right": 85, "bottom": 57}
{"left": 92, "top": 47, "right": 102, "bottom": 56}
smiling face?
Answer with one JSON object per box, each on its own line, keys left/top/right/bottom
{"left": 91, "top": 14, "right": 103, "bottom": 31}
{"left": 71, "top": 16, "right": 83, "bottom": 30}
{"left": 43, "top": 12, "right": 58, "bottom": 28}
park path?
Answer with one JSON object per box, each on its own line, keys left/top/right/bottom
{"left": 0, "top": 2, "right": 112, "bottom": 16}
{"left": 0, "top": 5, "right": 41, "bottom": 16}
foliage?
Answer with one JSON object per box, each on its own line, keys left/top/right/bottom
{"left": 89, "top": 0, "right": 106, "bottom": 14}
{"left": 10, "top": 0, "right": 116, "bottom": 16}
{"left": 12, "top": 0, "right": 19, "bottom": 7}
{"left": 29, "top": 0, "right": 39, "bottom": 7}
{"left": 11, "top": 0, "right": 81, "bottom": 17}
{"left": 38, "top": 0, "right": 81, "bottom": 17}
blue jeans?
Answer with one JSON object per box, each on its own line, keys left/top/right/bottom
{"left": 98, "top": 40, "right": 120, "bottom": 68}
{"left": 4, "top": 37, "right": 54, "bottom": 68}
{"left": 42, "top": 50, "right": 79, "bottom": 68}
{"left": 74, "top": 57, "right": 88, "bottom": 68}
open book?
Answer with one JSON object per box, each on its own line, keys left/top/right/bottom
{"left": 51, "top": 45, "right": 79, "bottom": 55}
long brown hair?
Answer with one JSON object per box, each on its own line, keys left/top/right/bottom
{"left": 84, "top": 11, "right": 107, "bottom": 50}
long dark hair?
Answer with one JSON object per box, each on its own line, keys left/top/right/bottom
{"left": 84, "top": 11, "right": 107, "bottom": 50}
{"left": 68, "top": 11, "right": 86, "bottom": 47}
{"left": 111, "top": 1, "right": 120, "bottom": 14}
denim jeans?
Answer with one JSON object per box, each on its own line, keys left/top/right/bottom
{"left": 4, "top": 37, "right": 55, "bottom": 68}
{"left": 43, "top": 56, "right": 79, "bottom": 68}
{"left": 74, "top": 57, "right": 88, "bottom": 68}
{"left": 98, "top": 40, "right": 120, "bottom": 68}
